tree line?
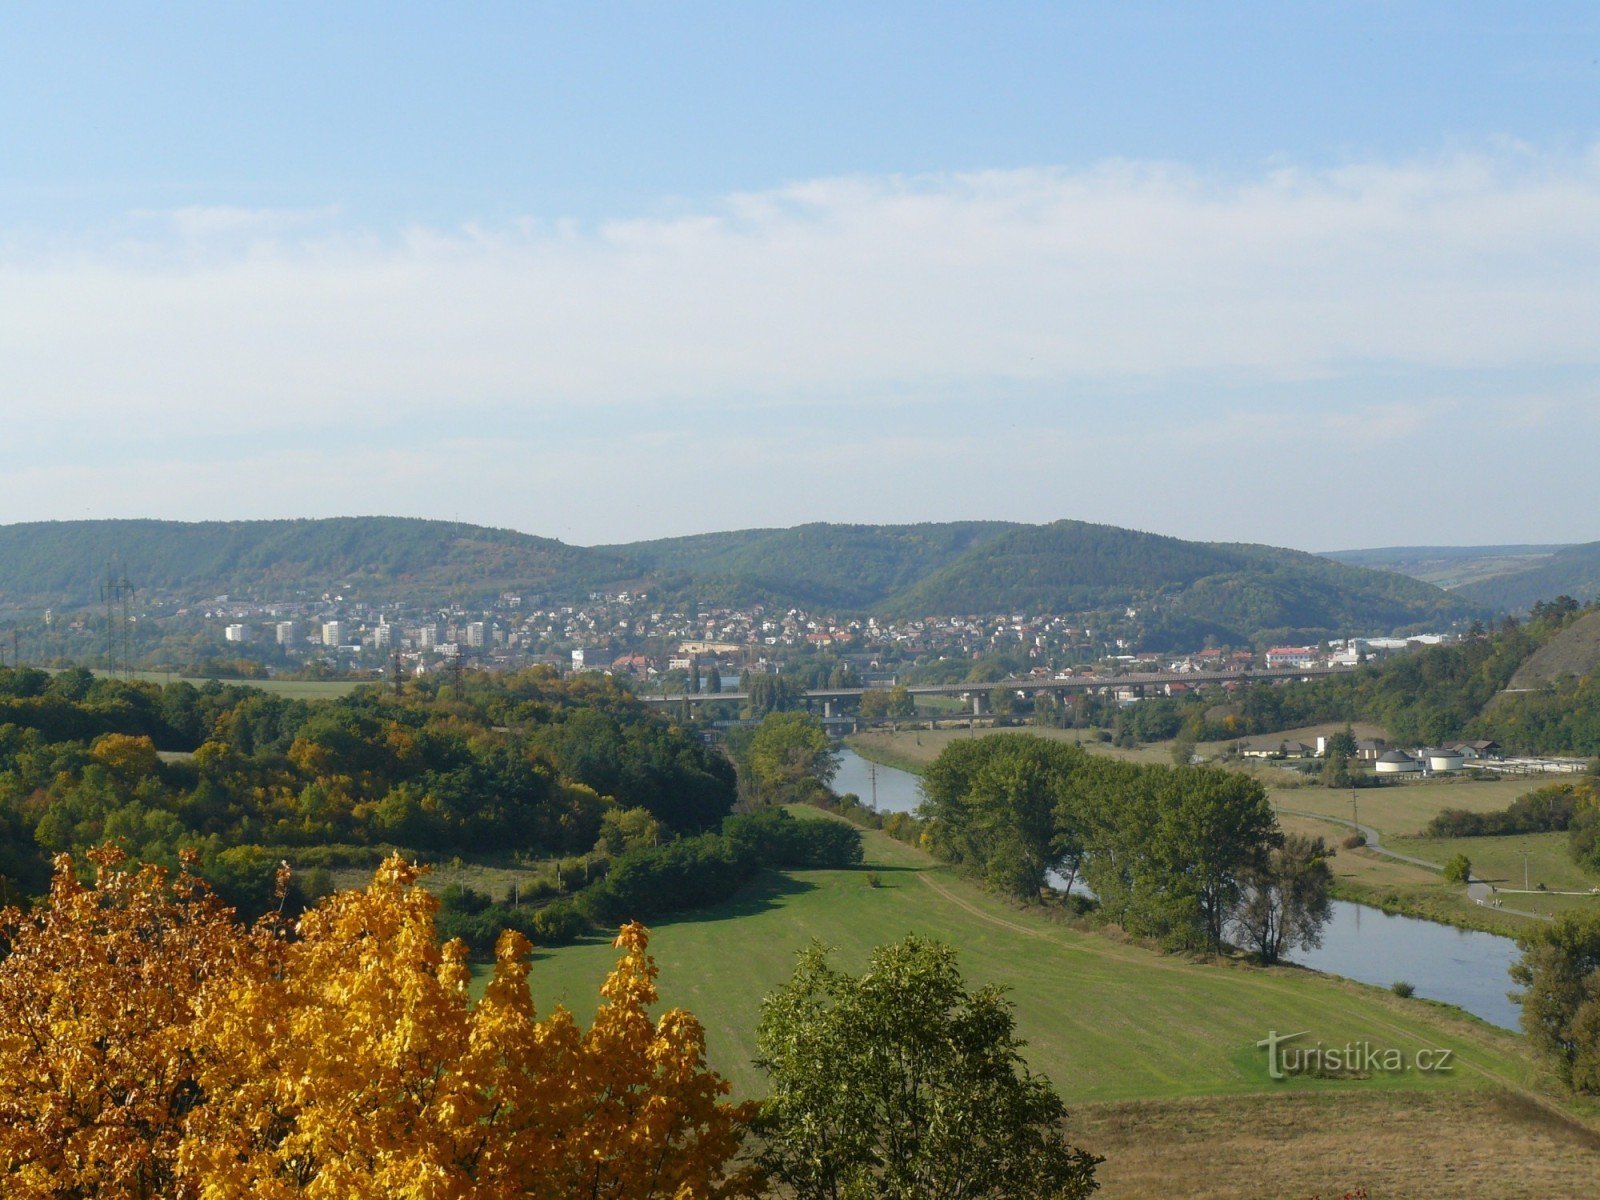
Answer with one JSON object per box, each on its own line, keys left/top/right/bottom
{"left": 0, "top": 666, "right": 736, "bottom": 913}
{"left": 920, "top": 733, "right": 1331, "bottom": 960}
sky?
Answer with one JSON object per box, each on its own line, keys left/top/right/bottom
{"left": 2, "top": 2, "right": 1599, "bottom": 551}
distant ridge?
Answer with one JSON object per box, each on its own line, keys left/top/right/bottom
{"left": 0, "top": 516, "right": 1479, "bottom": 643}
{"left": 1328, "top": 542, "right": 1600, "bottom": 612}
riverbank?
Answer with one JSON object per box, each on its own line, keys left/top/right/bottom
{"left": 849, "top": 727, "right": 1600, "bottom": 937}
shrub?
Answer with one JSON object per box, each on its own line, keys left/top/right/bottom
{"left": 1442, "top": 853, "right": 1472, "bottom": 884}
{"left": 1391, "top": 980, "right": 1415, "bottom": 998}
{"left": 1341, "top": 833, "right": 1366, "bottom": 850}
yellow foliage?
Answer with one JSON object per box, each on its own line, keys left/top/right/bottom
{"left": 90, "top": 732, "right": 161, "bottom": 784}
{"left": 0, "top": 851, "right": 758, "bottom": 1199}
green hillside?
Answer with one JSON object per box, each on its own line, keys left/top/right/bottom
{"left": 601, "top": 521, "right": 1019, "bottom": 609}
{"left": 0, "top": 517, "right": 629, "bottom": 608}
{"left": 1324, "top": 545, "right": 1568, "bottom": 591}
{"left": 885, "top": 521, "right": 1478, "bottom": 641}
{"left": 0, "top": 516, "right": 1476, "bottom": 642}
{"left": 1453, "top": 541, "right": 1600, "bottom": 613}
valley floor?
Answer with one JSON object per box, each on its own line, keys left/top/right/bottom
{"left": 481, "top": 812, "right": 1600, "bottom": 1196}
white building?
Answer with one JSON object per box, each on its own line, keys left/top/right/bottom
{"left": 372, "top": 623, "right": 393, "bottom": 650}
{"left": 275, "top": 621, "right": 298, "bottom": 646}
{"left": 466, "top": 621, "right": 488, "bottom": 648}
{"left": 224, "top": 624, "right": 251, "bottom": 644}
{"left": 321, "top": 621, "right": 343, "bottom": 647}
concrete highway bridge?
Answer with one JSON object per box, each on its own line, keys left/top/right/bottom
{"left": 638, "top": 665, "right": 1348, "bottom": 715}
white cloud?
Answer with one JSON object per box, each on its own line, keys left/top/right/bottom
{"left": 1, "top": 144, "right": 1598, "bottom": 446}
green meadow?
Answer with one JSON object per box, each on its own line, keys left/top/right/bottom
{"left": 484, "top": 814, "right": 1555, "bottom": 1113}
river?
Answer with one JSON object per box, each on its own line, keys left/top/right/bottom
{"left": 833, "top": 746, "right": 1523, "bottom": 1031}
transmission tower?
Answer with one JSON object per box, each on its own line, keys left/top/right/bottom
{"left": 100, "top": 559, "right": 136, "bottom": 680}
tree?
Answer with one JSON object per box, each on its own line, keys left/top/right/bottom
{"left": 1510, "top": 910, "right": 1600, "bottom": 1093}
{"left": 0, "top": 847, "right": 253, "bottom": 1199}
{"left": 1147, "top": 767, "right": 1277, "bottom": 953}
{"left": 921, "top": 734, "right": 1084, "bottom": 900}
{"left": 1227, "top": 834, "right": 1334, "bottom": 964}
{"left": 0, "top": 850, "right": 760, "bottom": 1198}
{"left": 1443, "top": 852, "right": 1472, "bottom": 884}
{"left": 754, "top": 936, "right": 1100, "bottom": 1200}
{"left": 746, "top": 711, "right": 839, "bottom": 804}
{"left": 859, "top": 688, "right": 891, "bottom": 722}
{"left": 595, "top": 804, "right": 662, "bottom": 855}
{"left": 886, "top": 683, "right": 916, "bottom": 721}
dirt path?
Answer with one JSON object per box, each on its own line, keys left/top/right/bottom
{"left": 1278, "top": 804, "right": 1552, "bottom": 922}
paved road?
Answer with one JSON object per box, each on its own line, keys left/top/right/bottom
{"left": 1276, "top": 804, "right": 1552, "bottom": 922}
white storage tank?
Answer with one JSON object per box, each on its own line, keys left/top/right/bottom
{"left": 1426, "top": 748, "right": 1465, "bottom": 773}
{"left": 1375, "top": 749, "right": 1421, "bottom": 775}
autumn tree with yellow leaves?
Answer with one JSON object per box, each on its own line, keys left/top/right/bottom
{"left": 0, "top": 850, "right": 759, "bottom": 1199}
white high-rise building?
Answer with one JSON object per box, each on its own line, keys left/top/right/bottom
{"left": 321, "top": 621, "right": 343, "bottom": 647}
{"left": 466, "top": 621, "right": 487, "bottom": 648}
{"left": 224, "top": 624, "right": 251, "bottom": 643}
{"left": 275, "top": 621, "right": 298, "bottom": 646}
{"left": 372, "top": 623, "right": 393, "bottom": 649}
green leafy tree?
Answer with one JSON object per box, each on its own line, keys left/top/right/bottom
{"left": 1227, "top": 833, "right": 1334, "bottom": 964}
{"left": 746, "top": 712, "right": 839, "bottom": 804}
{"left": 886, "top": 684, "right": 916, "bottom": 721}
{"left": 1443, "top": 853, "right": 1472, "bottom": 884}
{"left": 1511, "top": 911, "right": 1600, "bottom": 1092}
{"left": 755, "top": 936, "right": 1100, "bottom": 1200}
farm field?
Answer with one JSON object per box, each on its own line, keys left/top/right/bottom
{"left": 1077, "top": 1088, "right": 1600, "bottom": 1200}
{"left": 1279, "top": 776, "right": 1563, "bottom": 840}
{"left": 125, "top": 670, "right": 366, "bottom": 700}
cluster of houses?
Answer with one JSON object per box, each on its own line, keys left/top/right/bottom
{"left": 1239, "top": 735, "right": 1503, "bottom": 775}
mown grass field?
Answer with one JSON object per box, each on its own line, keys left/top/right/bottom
{"left": 487, "top": 819, "right": 1546, "bottom": 1102}
{"left": 127, "top": 671, "right": 365, "bottom": 700}
{"left": 474, "top": 816, "right": 1600, "bottom": 1195}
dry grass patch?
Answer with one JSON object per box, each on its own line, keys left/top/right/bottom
{"left": 1072, "top": 1089, "right": 1600, "bottom": 1200}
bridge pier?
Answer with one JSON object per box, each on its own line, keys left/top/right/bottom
{"left": 823, "top": 700, "right": 835, "bottom": 718}
{"left": 971, "top": 693, "right": 985, "bottom": 716}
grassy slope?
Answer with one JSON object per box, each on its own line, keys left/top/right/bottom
{"left": 1505, "top": 608, "right": 1600, "bottom": 689}
{"left": 491, "top": 818, "right": 1550, "bottom": 1113}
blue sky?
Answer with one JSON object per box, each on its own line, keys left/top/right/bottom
{"left": 3, "top": 3, "right": 1599, "bottom": 549}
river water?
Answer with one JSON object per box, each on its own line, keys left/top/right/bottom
{"left": 833, "top": 746, "right": 1523, "bottom": 1031}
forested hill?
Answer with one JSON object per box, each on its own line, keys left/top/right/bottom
{"left": 597, "top": 521, "right": 1020, "bottom": 610}
{"left": 880, "top": 521, "right": 1478, "bottom": 642}
{"left": 1450, "top": 542, "right": 1600, "bottom": 613}
{"left": 0, "top": 518, "right": 631, "bottom": 608}
{"left": 1324, "top": 542, "right": 1600, "bottom": 613}
{"left": 0, "top": 516, "right": 1476, "bottom": 641}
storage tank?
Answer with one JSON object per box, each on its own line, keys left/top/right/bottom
{"left": 1375, "top": 749, "right": 1421, "bottom": 775}
{"left": 1426, "top": 749, "right": 1465, "bottom": 773}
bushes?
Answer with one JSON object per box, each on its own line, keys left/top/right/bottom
{"left": 579, "top": 834, "right": 753, "bottom": 924}
{"left": 724, "top": 808, "right": 863, "bottom": 870}
{"left": 1442, "top": 854, "right": 1472, "bottom": 884}
{"left": 436, "top": 883, "right": 589, "bottom": 956}
{"left": 580, "top": 809, "right": 865, "bottom": 924}
{"left": 1426, "top": 782, "right": 1591, "bottom": 838}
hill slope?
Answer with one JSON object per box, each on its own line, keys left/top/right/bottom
{"left": 0, "top": 518, "right": 631, "bottom": 608}
{"left": 1504, "top": 608, "right": 1600, "bottom": 691}
{"left": 0, "top": 516, "right": 1477, "bottom": 642}
{"left": 1325, "top": 545, "right": 1569, "bottom": 591}
{"left": 600, "top": 521, "right": 1019, "bottom": 609}
{"left": 1453, "top": 541, "right": 1600, "bottom": 612}
{"left": 885, "top": 520, "right": 1477, "bottom": 641}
